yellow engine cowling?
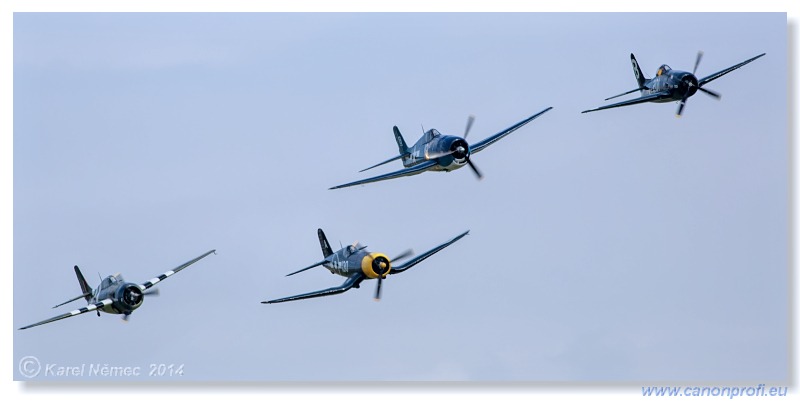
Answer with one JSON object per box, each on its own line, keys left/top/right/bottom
{"left": 361, "top": 252, "right": 391, "bottom": 279}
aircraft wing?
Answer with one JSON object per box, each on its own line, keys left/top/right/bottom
{"left": 581, "top": 91, "right": 672, "bottom": 114}
{"left": 140, "top": 249, "right": 216, "bottom": 290}
{"left": 698, "top": 53, "right": 765, "bottom": 87}
{"left": 261, "top": 273, "right": 366, "bottom": 304}
{"left": 329, "top": 160, "right": 437, "bottom": 190}
{"left": 469, "top": 107, "right": 552, "bottom": 155}
{"left": 19, "top": 298, "right": 114, "bottom": 330}
{"left": 391, "top": 230, "right": 469, "bottom": 274}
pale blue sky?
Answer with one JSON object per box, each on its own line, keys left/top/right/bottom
{"left": 12, "top": 12, "right": 787, "bottom": 382}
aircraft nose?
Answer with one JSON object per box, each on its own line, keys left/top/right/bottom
{"left": 451, "top": 139, "right": 469, "bottom": 160}
{"left": 681, "top": 74, "right": 699, "bottom": 96}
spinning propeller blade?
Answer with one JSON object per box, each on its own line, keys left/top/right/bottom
{"left": 676, "top": 96, "right": 689, "bottom": 117}
{"left": 692, "top": 51, "right": 703, "bottom": 75}
{"left": 374, "top": 275, "right": 383, "bottom": 300}
{"left": 463, "top": 115, "right": 475, "bottom": 139}
{"left": 676, "top": 51, "right": 706, "bottom": 117}
{"left": 373, "top": 249, "right": 414, "bottom": 301}
{"left": 467, "top": 159, "right": 483, "bottom": 179}
{"left": 461, "top": 115, "right": 482, "bottom": 179}
{"left": 698, "top": 87, "right": 721, "bottom": 99}
{"left": 392, "top": 249, "right": 414, "bottom": 262}
{"left": 695, "top": 51, "right": 724, "bottom": 100}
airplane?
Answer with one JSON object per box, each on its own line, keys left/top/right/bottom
{"left": 329, "top": 107, "right": 553, "bottom": 190}
{"left": 262, "top": 229, "right": 469, "bottom": 304}
{"left": 19, "top": 250, "right": 216, "bottom": 330}
{"left": 581, "top": 52, "right": 765, "bottom": 117}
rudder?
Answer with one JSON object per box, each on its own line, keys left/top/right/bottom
{"left": 74, "top": 265, "right": 93, "bottom": 303}
{"left": 630, "top": 53, "right": 646, "bottom": 88}
{"left": 317, "top": 228, "right": 334, "bottom": 258}
{"left": 393, "top": 126, "right": 409, "bottom": 155}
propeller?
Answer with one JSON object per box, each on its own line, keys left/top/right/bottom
{"left": 677, "top": 51, "right": 722, "bottom": 117}
{"left": 698, "top": 87, "right": 721, "bottom": 99}
{"left": 676, "top": 96, "right": 689, "bottom": 117}
{"left": 463, "top": 115, "right": 475, "bottom": 139}
{"left": 392, "top": 249, "right": 414, "bottom": 262}
{"left": 373, "top": 249, "right": 414, "bottom": 301}
{"left": 461, "top": 115, "right": 482, "bottom": 179}
{"left": 121, "top": 288, "right": 159, "bottom": 322}
{"left": 676, "top": 51, "right": 702, "bottom": 117}
{"left": 692, "top": 51, "right": 703, "bottom": 75}
{"left": 466, "top": 159, "right": 483, "bottom": 179}
{"left": 373, "top": 256, "right": 390, "bottom": 300}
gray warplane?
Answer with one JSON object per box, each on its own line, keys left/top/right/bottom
{"left": 19, "top": 250, "right": 216, "bottom": 330}
{"left": 330, "top": 107, "right": 553, "bottom": 189}
{"left": 262, "top": 229, "right": 469, "bottom": 303}
{"left": 581, "top": 52, "right": 765, "bottom": 116}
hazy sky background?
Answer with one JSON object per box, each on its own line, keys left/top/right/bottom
{"left": 12, "top": 12, "right": 787, "bottom": 382}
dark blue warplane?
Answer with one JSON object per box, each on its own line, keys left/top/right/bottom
{"left": 582, "top": 52, "right": 765, "bottom": 116}
{"left": 330, "top": 107, "right": 552, "bottom": 189}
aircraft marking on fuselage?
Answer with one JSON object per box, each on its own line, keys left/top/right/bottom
{"left": 329, "top": 254, "right": 351, "bottom": 272}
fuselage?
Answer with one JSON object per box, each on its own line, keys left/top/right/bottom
{"left": 641, "top": 65, "right": 699, "bottom": 102}
{"left": 92, "top": 275, "right": 144, "bottom": 315}
{"left": 402, "top": 129, "right": 470, "bottom": 172}
{"left": 322, "top": 245, "right": 390, "bottom": 280}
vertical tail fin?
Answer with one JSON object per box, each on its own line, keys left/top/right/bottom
{"left": 630, "top": 53, "right": 646, "bottom": 88}
{"left": 52, "top": 266, "right": 94, "bottom": 308}
{"left": 317, "top": 228, "right": 334, "bottom": 258}
{"left": 74, "top": 265, "right": 93, "bottom": 302}
{"left": 393, "top": 126, "right": 409, "bottom": 154}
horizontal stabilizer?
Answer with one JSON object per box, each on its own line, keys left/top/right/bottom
{"left": 359, "top": 154, "right": 406, "bottom": 173}
{"left": 582, "top": 91, "right": 672, "bottom": 114}
{"left": 330, "top": 160, "right": 437, "bottom": 190}
{"left": 20, "top": 298, "right": 113, "bottom": 330}
{"left": 604, "top": 87, "right": 643, "bottom": 101}
{"left": 51, "top": 292, "right": 92, "bottom": 309}
{"left": 286, "top": 260, "right": 327, "bottom": 277}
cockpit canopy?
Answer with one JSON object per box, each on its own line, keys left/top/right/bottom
{"left": 656, "top": 64, "right": 672, "bottom": 76}
{"left": 424, "top": 129, "right": 441, "bottom": 142}
{"left": 101, "top": 275, "right": 119, "bottom": 289}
